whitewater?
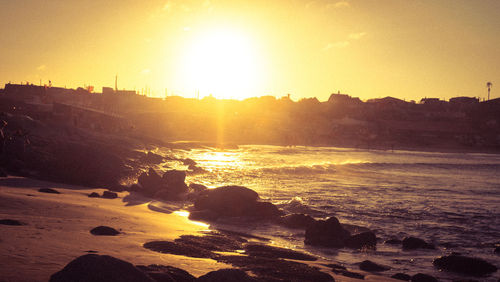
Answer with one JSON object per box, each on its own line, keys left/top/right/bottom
{"left": 165, "top": 145, "right": 500, "bottom": 281}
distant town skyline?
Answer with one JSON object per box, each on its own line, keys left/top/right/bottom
{"left": 1, "top": 0, "right": 499, "bottom": 101}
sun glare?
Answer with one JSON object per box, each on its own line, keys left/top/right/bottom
{"left": 181, "top": 28, "right": 262, "bottom": 99}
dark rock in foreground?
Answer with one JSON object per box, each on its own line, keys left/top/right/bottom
{"left": 244, "top": 243, "right": 317, "bottom": 261}
{"left": 494, "top": 246, "right": 500, "bottom": 254}
{"left": 102, "top": 191, "right": 118, "bottom": 199}
{"left": 88, "top": 192, "right": 100, "bottom": 198}
{"left": 392, "top": 273, "right": 411, "bottom": 281}
{"left": 433, "top": 253, "right": 497, "bottom": 276}
{"left": 0, "top": 219, "right": 25, "bottom": 225}
{"left": 304, "top": 217, "right": 350, "bottom": 248}
{"left": 402, "top": 237, "right": 435, "bottom": 250}
{"left": 38, "top": 188, "right": 60, "bottom": 194}
{"left": 90, "top": 226, "right": 120, "bottom": 236}
{"left": 49, "top": 254, "right": 154, "bottom": 282}
{"left": 0, "top": 168, "right": 7, "bottom": 177}
{"left": 358, "top": 260, "right": 390, "bottom": 272}
{"left": 345, "top": 231, "right": 377, "bottom": 249}
{"left": 143, "top": 241, "right": 214, "bottom": 258}
{"left": 197, "top": 268, "right": 257, "bottom": 282}
{"left": 174, "top": 233, "right": 245, "bottom": 252}
{"left": 281, "top": 213, "right": 315, "bottom": 229}
{"left": 217, "top": 255, "right": 334, "bottom": 282}
{"left": 136, "top": 264, "right": 195, "bottom": 282}
{"left": 410, "top": 273, "right": 438, "bottom": 282}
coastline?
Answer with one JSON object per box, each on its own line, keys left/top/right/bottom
{"left": 0, "top": 176, "right": 399, "bottom": 281}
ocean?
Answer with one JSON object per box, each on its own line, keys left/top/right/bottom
{"left": 165, "top": 145, "right": 500, "bottom": 281}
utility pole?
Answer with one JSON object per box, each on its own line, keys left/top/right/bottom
{"left": 486, "top": 82, "right": 492, "bottom": 100}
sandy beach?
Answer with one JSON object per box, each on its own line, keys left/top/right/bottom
{"left": 0, "top": 176, "right": 400, "bottom": 282}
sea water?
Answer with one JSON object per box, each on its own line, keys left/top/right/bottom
{"left": 169, "top": 145, "right": 500, "bottom": 281}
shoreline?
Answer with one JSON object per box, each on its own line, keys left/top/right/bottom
{"left": 0, "top": 176, "right": 400, "bottom": 281}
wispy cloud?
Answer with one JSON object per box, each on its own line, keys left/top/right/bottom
{"left": 349, "top": 32, "right": 367, "bottom": 40}
{"left": 326, "top": 1, "right": 350, "bottom": 9}
{"left": 323, "top": 41, "right": 350, "bottom": 50}
{"left": 37, "top": 65, "right": 46, "bottom": 71}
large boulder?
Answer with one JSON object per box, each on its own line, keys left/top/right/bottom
{"left": 49, "top": 254, "right": 154, "bottom": 282}
{"left": 162, "top": 170, "right": 188, "bottom": 195}
{"left": 433, "top": 253, "right": 497, "bottom": 276}
{"left": 345, "top": 231, "right": 377, "bottom": 249}
{"left": 193, "top": 186, "right": 280, "bottom": 219}
{"left": 138, "top": 168, "right": 164, "bottom": 196}
{"left": 410, "top": 273, "right": 438, "bottom": 282}
{"left": 304, "top": 217, "right": 351, "bottom": 247}
{"left": 402, "top": 237, "right": 435, "bottom": 250}
{"left": 90, "top": 226, "right": 120, "bottom": 236}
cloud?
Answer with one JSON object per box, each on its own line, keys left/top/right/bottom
{"left": 323, "top": 41, "right": 350, "bottom": 50}
{"left": 326, "top": 1, "right": 350, "bottom": 9}
{"left": 37, "top": 65, "right": 46, "bottom": 71}
{"left": 348, "top": 32, "right": 367, "bottom": 40}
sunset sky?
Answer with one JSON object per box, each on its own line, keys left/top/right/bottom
{"left": 1, "top": 0, "right": 499, "bottom": 101}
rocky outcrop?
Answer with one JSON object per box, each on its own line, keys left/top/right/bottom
{"left": 38, "top": 188, "right": 60, "bottom": 194}
{"left": 433, "top": 253, "right": 497, "bottom": 276}
{"left": 49, "top": 254, "right": 153, "bottom": 282}
{"left": 304, "top": 217, "right": 350, "bottom": 247}
{"left": 138, "top": 168, "right": 188, "bottom": 200}
{"left": 102, "top": 191, "right": 118, "bottom": 199}
{"left": 0, "top": 219, "right": 25, "bottom": 225}
{"left": 410, "top": 273, "right": 438, "bottom": 282}
{"left": 392, "top": 273, "right": 411, "bottom": 281}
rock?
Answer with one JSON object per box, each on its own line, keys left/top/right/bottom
{"left": 392, "top": 273, "right": 411, "bottom": 281}
{"left": 193, "top": 185, "right": 280, "bottom": 219}
{"left": 0, "top": 219, "right": 25, "bottom": 225}
{"left": 0, "top": 168, "right": 7, "bottom": 177}
{"left": 174, "top": 233, "right": 245, "bottom": 253}
{"left": 143, "top": 152, "right": 164, "bottom": 164}
{"left": 102, "top": 191, "right": 118, "bottom": 199}
{"left": 181, "top": 158, "right": 197, "bottom": 166}
{"left": 304, "top": 216, "right": 350, "bottom": 248}
{"left": 162, "top": 169, "right": 188, "bottom": 194}
{"left": 385, "top": 238, "right": 402, "bottom": 245}
{"left": 38, "top": 188, "right": 60, "bottom": 194}
{"left": 136, "top": 264, "right": 195, "bottom": 282}
{"left": 494, "top": 246, "right": 500, "bottom": 254}
{"left": 138, "top": 168, "right": 164, "bottom": 196}
{"left": 345, "top": 231, "right": 377, "bottom": 249}
{"left": 410, "top": 273, "right": 438, "bottom": 282}
{"left": 217, "top": 255, "right": 334, "bottom": 282}
{"left": 402, "top": 237, "right": 435, "bottom": 250}
{"left": 325, "top": 263, "right": 365, "bottom": 279}
{"left": 281, "top": 213, "right": 315, "bottom": 229}
{"left": 189, "top": 183, "right": 208, "bottom": 192}
{"left": 197, "top": 268, "right": 257, "bottom": 282}
{"left": 128, "top": 184, "right": 141, "bottom": 192}
{"left": 143, "top": 241, "right": 214, "bottom": 259}
{"left": 49, "top": 254, "right": 154, "bottom": 282}
{"left": 433, "top": 253, "right": 497, "bottom": 276}
{"left": 108, "top": 185, "right": 127, "bottom": 192}
{"left": 358, "top": 260, "right": 390, "bottom": 272}
{"left": 90, "top": 226, "right": 120, "bottom": 236}
{"left": 244, "top": 243, "right": 317, "bottom": 261}
{"left": 88, "top": 192, "right": 100, "bottom": 198}
{"left": 154, "top": 189, "right": 182, "bottom": 201}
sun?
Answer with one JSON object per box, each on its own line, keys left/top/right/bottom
{"left": 180, "top": 28, "right": 263, "bottom": 99}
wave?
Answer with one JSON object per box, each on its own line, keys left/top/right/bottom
{"left": 258, "top": 162, "right": 500, "bottom": 175}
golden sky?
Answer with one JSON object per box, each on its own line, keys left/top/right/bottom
{"left": 1, "top": 0, "right": 499, "bottom": 101}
